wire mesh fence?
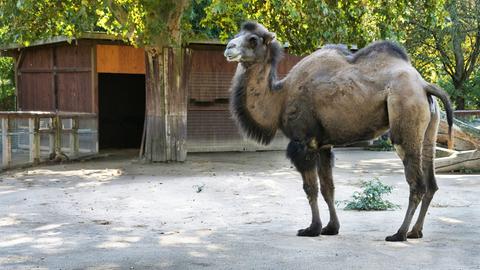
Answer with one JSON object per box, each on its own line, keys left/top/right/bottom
{"left": 1, "top": 111, "right": 98, "bottom": 170}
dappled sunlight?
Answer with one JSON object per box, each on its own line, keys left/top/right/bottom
{"left": 438, "top": 216, "right": 464, "bottom": 224}
{"left": 358, "top": 158, "right": 403, "bottom": 167}
{"left": 31, "top": 236, "right": 64, "bottom": 250}
{"left": 8, "top": 168, "right": 123, "bottom": 185}
{"left": 96, "top": 235, "right": 141, "bottom": 249}
{"left": 111, "top": 226, "right": 133, "bottom": 232}
{"left": 205, "top": 243, "right": 223, "bottom": 251}
{"left": 0, "top": 234, "right": 34, "bottom": 248}
{"left": 0, "top": 255, "right": 32, "bottom": 266}
{"left": 0, "top": 214, "right": 20, "bottom": 227}
{"left": 159, "top": 234, "right": 202, "bottom": 245}
{"left": 39, "top": 231, "right": 62, "bottom": 237}
{"left": 384, "top": 241, "right": 411, "bottom": 248}
{"left": 0, "top": 186, "right": 26, "bottom": 196}
{"left": 159, "top": 229, "right": 214, "bottom": 247}
{"left": 0, "top": 188, "right": 26, "bottom": 195}
{"left": 85, "top": 263, "right": 121, "bottom": 270}
{"left": 189, "top": 251, "right": 208, "bottom": 257}
{"left": 34, "top": 223, "right": 68, "bottom": 231}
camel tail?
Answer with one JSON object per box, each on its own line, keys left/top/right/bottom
{"left": 424, "top": 83, "right": 454, "bottom": 148}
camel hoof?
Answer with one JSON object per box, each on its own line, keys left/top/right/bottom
{"left": 297, "top": 224, "right": 321, "bottom": 237}
{"left": 320, "top": 224, "right": 339, "bottom": 235}
{"left": 385, "top": 232, "right": 407, "bottom": 242}
{"left": 407, "top": 230, "right": 423, "bottom": 239}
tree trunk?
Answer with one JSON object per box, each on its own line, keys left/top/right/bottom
{"left": 141, "top": 47, "right": 187, "bottom": 162}
{"left": 455, "top": 95, "right": 465, "bottom": 110}
{"left": 452, "top": 79, "right": 466, "bottom": 110}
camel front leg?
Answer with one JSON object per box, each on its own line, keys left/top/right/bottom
{"left": 287, "top": 140, "right": 321, "bottom": 237}
{"left": 297, "top": 169, "right": 322, "bottom": 236}
{"left": 318, "top": 147, "right": 340, "bottom": 235}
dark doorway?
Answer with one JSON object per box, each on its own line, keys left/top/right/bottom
{"left": 98, "top": 73, "right": 145, "bottom": 149}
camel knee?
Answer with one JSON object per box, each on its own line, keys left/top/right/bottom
{"left": 303, "top": 183, "right": 318, "bottom": 202}
{"left": 320, "top": 182, "right": 334, "bottom": 198}
{"left": 410, "top": 182, "right": 427, "bottom": 203}
{"left": 287, "top": 140, "right": 318, "bottom": 172}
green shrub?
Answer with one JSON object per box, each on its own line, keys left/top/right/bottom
{"left": 366, "top": 136, "right": 394, "bottom": 151}
{"left": 0, "top": 57, "right": 16, "bottom": 111}
{"left": 344, "top": 178, "right": 399, "bottom": 211}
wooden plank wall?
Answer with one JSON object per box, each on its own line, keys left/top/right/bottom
{"left": 186, "top": 44, "right": 302, "bottom": 152}
{"left": 17, "top": 41, "right": 95, "bottom": 113}
{"left": 96, "top": 45, "right": 145, "bottom": 74}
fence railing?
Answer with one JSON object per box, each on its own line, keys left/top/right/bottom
{"left": 454, "top": 110, "right": 480, "bottom": 129}
{"left": 0, "top": 111, "right": 98, "bottom": 170}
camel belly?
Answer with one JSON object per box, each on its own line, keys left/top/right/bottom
{"left": 281, "top": 66, "right": 391, "bottom": 145}
{"left": 318, "top": 98, "right": 390, "bottom": 146}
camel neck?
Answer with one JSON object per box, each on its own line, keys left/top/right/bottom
{"left": 229, "top": 62, "right": 285, "bottom": 145}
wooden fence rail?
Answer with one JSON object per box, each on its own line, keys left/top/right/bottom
{"left": 0, "top": 111, "right": 98, "bottom": 170}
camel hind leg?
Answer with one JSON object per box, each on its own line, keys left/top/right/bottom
{"left": 408, "top": 99, "right": 440, "bottom": 239}
{"left": 385, "top": 89, "right": 430, "bottom": 241}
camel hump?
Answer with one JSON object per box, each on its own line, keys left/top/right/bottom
{"left": 322, "top": 44, "right": 352, "bottom": 56}
{"left": 350, "top": 41, "right": 409, "bottom": 63}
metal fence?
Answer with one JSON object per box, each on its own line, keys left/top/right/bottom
{"left": 0, "top": 111, "right": 98, "bottom": 170}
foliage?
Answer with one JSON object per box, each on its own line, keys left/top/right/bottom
{"left": 439, "top": 68, "right": 480, "bottom": 109}
{"left": 344, "top": 178, "right": 399, "bottom": 211}
{"left": 201, "top": 0, "right": 425, "bottom": 55}
{"left": 0, "top": 0, "right": 189, "bottom": 48}
{"left": 0, "top": 57, "right": 15, "bottom": 111}
{"left": 367, "top": 136, "right": 394, "bottom": 151}
{"left": 182, "top": 0, "right": 221, "bottom": 41}
{"left": 0, "top": 0, "right": 102, "bottom": 47}
{"left": 402, "top": 0, "right": 480, "bottom": 109}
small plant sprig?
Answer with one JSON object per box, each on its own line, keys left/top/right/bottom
{"left": 366, "top": 137, "right": 394, "bottom": 151}
{"left": 344, "top": 178, "right": 399, "bottom": 211}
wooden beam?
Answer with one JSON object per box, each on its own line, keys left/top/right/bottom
{"left": 436, "top": 150, "right": 480, "bottom": 173}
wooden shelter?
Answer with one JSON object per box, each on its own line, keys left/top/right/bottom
{"left": 1, "top": 35, "right": 302, "bottom": 154}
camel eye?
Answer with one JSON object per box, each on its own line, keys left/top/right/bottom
{"left": 249, "top": 36, "right": 258, "bottom": 47}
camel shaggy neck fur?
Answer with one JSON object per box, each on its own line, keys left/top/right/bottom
{"left": 225, "top": 21, "right": 453, "bottom": 241}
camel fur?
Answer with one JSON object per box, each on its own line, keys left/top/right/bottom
{"left": 224, "top": 22, "right": 453, "bottom": 241}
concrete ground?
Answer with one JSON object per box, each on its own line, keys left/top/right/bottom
{"left": 0, "top": 149, "right": 478, "bottom": 270}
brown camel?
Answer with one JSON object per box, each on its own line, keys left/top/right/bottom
{"left": 224, "top": 22, "right": 453, "bottom": 241}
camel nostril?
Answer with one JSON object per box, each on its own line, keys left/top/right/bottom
{"left": 227, "top": 43, "right": 236, "bottom": 50}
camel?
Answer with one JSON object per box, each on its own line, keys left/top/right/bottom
{"left": 224, "top": 22, "right": 453, "bottom": 241}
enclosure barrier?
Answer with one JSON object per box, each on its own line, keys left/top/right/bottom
{"left": 0, "top": 111, "right": 98, "bottom": 170}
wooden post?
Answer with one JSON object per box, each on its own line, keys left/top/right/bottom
{"left": 29, "top": 117, "right": 40, "bottom": 163}
{"left": 2, "top": 117, "right": 12, "bottom": 168}
{"left": 53, "top": 116, "right": 62, "bottom": 155}
{"left": 70, "top": 117, "right": 79, "bottom": 156}
{"left": 48, "top": 117, "right": 55, "bottom": 156}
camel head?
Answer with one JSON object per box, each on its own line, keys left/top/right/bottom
{"left": 224, "top": 22, "right": 278, "bottom": 64}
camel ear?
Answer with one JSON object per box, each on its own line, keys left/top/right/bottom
{"left": 264, "top": 32, "right": 276, "bottom": 45}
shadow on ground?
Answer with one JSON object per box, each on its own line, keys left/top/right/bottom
{"left": 0, "top": 150, "right": 479, "bottom": 269}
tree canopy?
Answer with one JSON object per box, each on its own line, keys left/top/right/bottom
{"left": 0, "top": 0, "right": 190, "bottom": 48}
{"left": 0, "top": 0, "right": 479, "bottom": 109}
